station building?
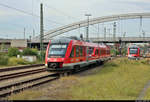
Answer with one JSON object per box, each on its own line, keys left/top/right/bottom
{"left": 0, "top": 39, "right": 27, "bottom": 52}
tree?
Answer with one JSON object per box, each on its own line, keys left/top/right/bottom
{"left": 8, "top": 47, "right": 20, "bottom": 57}
{"left": 0, "top": 43, "right": 5, "bottom": 52}
{"left": 22, "top": 48, "right": 38, "bottom": 56}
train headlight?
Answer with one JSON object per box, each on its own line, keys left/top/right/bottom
{"left": 128, "top": 55, "right": 132, "bottom": 57}
{"left": 45, "top": 64, "right": 48, "bottom": 67}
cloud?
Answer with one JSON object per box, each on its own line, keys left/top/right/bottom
{"left": 0, "top": 0, "right": 150, "bottom": 38}
{"left": 124, "top": 0, "right": 150, "bottom": 3}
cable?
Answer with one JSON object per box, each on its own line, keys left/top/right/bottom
{"left": 0, "top": 3, "right": 64, "bottom": 25}
{"left": 36, "top": 0, "right": 80, "bottom": 21}
{"left": 45, "top": 4, "right": 77, "bottom": 20}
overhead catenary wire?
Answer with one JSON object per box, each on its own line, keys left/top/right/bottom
{"left": 44, "top": 4, "right": 78, "bottom": 20}
{"left": 0, "top": 2, "right": 65, "bottom": 38}
{"left": 0, "top": 3, "right": 64, "bottom": 25}
{"left": 36, "top": 0, "right": 80, "bottom": 21}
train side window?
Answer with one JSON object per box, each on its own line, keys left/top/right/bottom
{"left": 99, "top": 48, "right": 100, "bottom": 55}
{"left": 76, "top": 46, "right": 79, "bottom": 57}
{"left": 86, "top": 47, "right": 88, "bottom": 55}
{"left": 101, "top": 49, "right": 103, "bottom": 55}
{"left": 88, "top": 47, "right": 90, "bottom": 54}
{"left": 103, "top": 49, "right": 104, "bottom": 55}
{"left": 92, "top": 48, "right": 94, "bottom": 54}
{"left": 83, "top": 46, "right": 86, "bottom": 56}
{"left": 99, "top": 48, "right": 101, "bottom": 55}
{"left": 70, "top": 46, "right": 74, "bottom": 57}
{"left": 95, "top": 49, "right": 99, "bottom": 55}
{"left": 89, "top": 47, "right": 94, "bottom": 54}
{"left": 103, "top": 49, "right": 105, "bottom": 55}
{"left": 80, "top": 46, "right": 83, "bottom": 57}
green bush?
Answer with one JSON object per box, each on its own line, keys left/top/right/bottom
{"left": 0, "top": 52, "right": 7, "bottom": 56}
{"left": 8, "top": 47, "right": 20, "bottom": 57}
{"left": 122, "top": 48, "right": 127, "bottom": 56}
{"left": 22, "top": 48, "right": 38, "bottom": 56}
{"left": 8, "top": 57, "right": 29, "bottom": 66}
{"left": 37, "top": 51, "right": 45, "bottom": 61}
{"left": 111, "top": 49, "right": 119, "bottom": 56}
{"left": 0, "top": 55, "right": 8, "bottom": 65}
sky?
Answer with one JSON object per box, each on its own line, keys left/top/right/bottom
{"left": 0, "top": 0, "right": 150, "bottom": 39}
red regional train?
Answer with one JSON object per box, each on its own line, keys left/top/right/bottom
{"left": 127, "top": 45, "right": 140, "bottom": 60}
{"left": 45, "top": 37, "right": 111, "bottom": 72}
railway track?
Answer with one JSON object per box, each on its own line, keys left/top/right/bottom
{"left": 0, "top": 64, "right": 59, "bottom": 97}
{"left": 0, "top": 64, "right": 45, "bottom": 81}
{"left": 0, "top": 64, "right": 44, "bottom": 72}
{"left": 0, "top": 68, "right": 46, "bottom": 81}
{"left": 0, "top": 59, "right": 111, "bottom": 98}
{"left": 0, "top": 64, "right": 102, "bottom": 98}
{"left": 0, "top": 73, "right": 59, "bottom": 97}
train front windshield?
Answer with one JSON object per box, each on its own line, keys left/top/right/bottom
{"left": 129, "top": 48, "right": 138, "bottom": 54}
{"left": 48, "top": 44, "right": 67, "bottom": 57}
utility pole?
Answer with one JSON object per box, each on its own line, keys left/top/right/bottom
{"left": 24, "top": 28, "right": 26, "bottom": 39}
{"left": 29, "top": 35, "right": 32, "bottom": 48}
{"left": 108, "top": 28, "right": 110, "bottom": 41}
{"left": 85, "top": 14, "right": 91, "bottom": 41}
{"left": 142, "top": 30, "right": 145, "bottom": 38}
{"left": 113, "top": 22, "right": 117, "bottom": 56}
{"left": 140, "top": 16, "right": 143, "bottom": 36}
{"left": 33, "top": 29, "right": 35, "bottom": 37}
{"left": 85, "top": 14, "right": 91, "bottom": 63}
{"left": 78, "top": 24, "right": 80, "bottom": 35}
{"left": 113, "top": 22, "right": 116, "bottom": 41}
{"left": 104, "top": 27, "right": 106, "bottom": 41}
{"left": 98, "top": 23, "right": 100, "bottom": 39}
{"left": 123, "top": 32, "right": 126, "bottom": 38}
{"left": 40, "top": 3, "right": 44, "bottom": 61}
{"left": 142, "top": 30, "right": 145, "bottom": 43}
{"left": 123, "top": 32, "right": 126, "bottom": 56}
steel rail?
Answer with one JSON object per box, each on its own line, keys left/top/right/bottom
{"left": 0, "top": 68, "right": 46, "bottom": 81}
{"left": 0, "top": 64, "right": 44, "bottom": 72}
{"left": 0, "top": 73, "right": 59, "bottom": 97}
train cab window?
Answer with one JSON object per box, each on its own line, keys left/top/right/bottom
{"left": 76, "top": 46, "right": 79, "bottom": 57}
{"left": 129, "top": 48, "right": 138, "bottom": 54}
{"left": 48, "top": 44, "right": 68, "bottom": 57}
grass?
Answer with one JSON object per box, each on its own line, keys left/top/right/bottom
{"left": 0, "top": 57, "right": 44, "bottom": 68}
{"left": 69, "top": 58, "right": 150, "bottom": 100}
{"left": 144, "top": 86, "right": 150, "bottom": 99}
{"left": 6, "top": 57, "right": 150, "bottom": 100}
{"left": 8, "top": 90, "right": 42, "bottom": 100}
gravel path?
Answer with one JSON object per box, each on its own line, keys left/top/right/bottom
{"left": 75, "top": 64, "right": 104, "bottom": 77}
{"left": 137, "top": 80, "right": 150, "bottom": 100}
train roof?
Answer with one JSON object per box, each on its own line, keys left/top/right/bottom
{"left": 50, "top": 37, "right": 109, "bottom": 48}
{"left": 51, "top": 37, "right": 72, "bottom": 44}
{"left": 129, "top": 45, "right": 139, "bottom": 48}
